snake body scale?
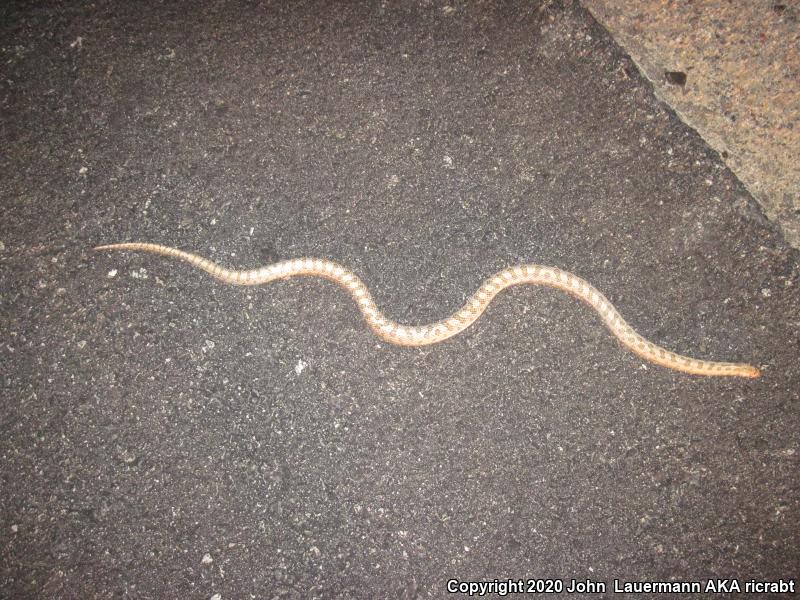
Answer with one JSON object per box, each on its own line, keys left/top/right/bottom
{"left": 95, "top": 242, "right": 760, "bottom": 378}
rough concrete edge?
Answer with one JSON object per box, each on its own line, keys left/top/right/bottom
{"left": 580, "top": 1, "right": 799, "bottom": 251}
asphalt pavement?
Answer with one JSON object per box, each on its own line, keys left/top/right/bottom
{"left": 2, "top": 1, "right": 798, "bottom": 598}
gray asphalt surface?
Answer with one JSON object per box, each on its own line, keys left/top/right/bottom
{"left": 2, "top": 1, "right": 798, "bottom": 598}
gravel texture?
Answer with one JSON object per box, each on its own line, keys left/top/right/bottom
{"left": 582, "top": 0, "right": 800, "bottom": 249}
{"left": 1, "top": 1, "right": 798, "bottom": 598}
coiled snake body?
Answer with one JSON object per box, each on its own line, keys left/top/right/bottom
{"left": 95, "top": 243, "right": 760, "bottom": 378}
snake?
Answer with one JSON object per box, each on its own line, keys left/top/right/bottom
{"left": 94, "top": 242, "right": 760, "bottom": 378}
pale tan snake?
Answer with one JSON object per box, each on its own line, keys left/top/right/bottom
{"left": 95, "top": 243, "right": 760, "bottom": 378}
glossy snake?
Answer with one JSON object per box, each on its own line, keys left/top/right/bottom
{"left": 95, "top": 243, "right": 760, "bottom": 378}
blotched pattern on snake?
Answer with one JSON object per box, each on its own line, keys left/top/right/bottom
{"left": 95, "top": 243, "right": 760, "bottom": 378}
